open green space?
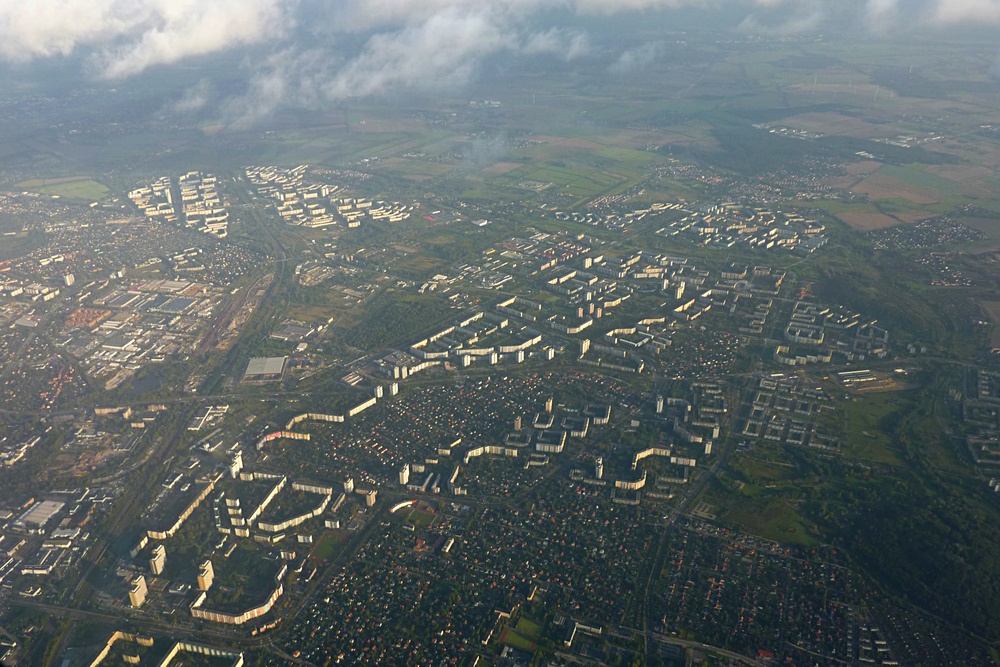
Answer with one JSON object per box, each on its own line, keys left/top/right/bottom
{"left": 700, "top": 477, "right": 818, "bottom": 547}
{"left": 405, "top": 509, "right": 437, "bottom": 528}
{"left": 515, "top": 617, "right": 543, "bottom": 638}
{"left": 339, "top": 291, "right": 456, "bottom": 351}
{"left": 533, "top": 214, "right": 607, "bottom": 236}
{"left": 595, "top": 147, "right": 658, "bottom": 165}
{"left": 310, "top": 531, "right": 347, "bottom": 561}
{"left": 16, "top": 177, "right": 110, "bottom": 201}
{"left": 725, "top": 497, "right": 816, "bottom": 547}
{"left": 500, "top": 627, "right": 536, "bottom": 652}
{"left": 286, "top": 304, "right": 354, "bottom": 324}
{"left": 391, "top": 254, "right": 446, "bottom": 277}
{"left": 506, "top": 163, "right": 627, "bottom": 198}
{"left": 376, "top": 159, "right": 453, "bottom": 179}
{"left": 877, "top": 165, "right": 958, "bottom": 196}
{"left": 837, "top": 392, "right": 908, "bottom": 465}
{"left": 731, "top": 456, "right": 798, "bottom": 483}
{"left": 805, "top": 199, "right": 881, "bottom": 216}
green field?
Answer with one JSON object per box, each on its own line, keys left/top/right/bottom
{"left": 500, "top": 627, "right": 536, "bottom": 652}
{"left": 877, "top": 164, "right": 959, "bottom": 195}
{"left": 533, "top": 215, "right": 604, "bottom": 236}
{"left": 732, "top": 457, "right": 798, "bottom": 483}
{"left": 310, "top": 531, "right": 347, "bottom": 561}
{"left": 838, "top": 393, "right": 907, "bottom": 465}
{"left": 406, "top": 509, "right": 437, "bottom": 528}
{"left": 515, "top": 617, "right": 543, "bottom": 637}
{"left": 595, "top": 147, "right": 657, "bottom": 164}
{"left": 507, "top": 163, "right": 627, "bottom": 197}
{"left": 699, "top": 472, "right": 818, "bottom": 547}
{"left": 377, "top": 159, "right": 453, "bottom": 179}
{"left": 803, "top": 199, "right": 882, "bottom": 218}
{"left": 723, "top": 495, "right": 817, "bottom": 547}
{"left": 255, "top": 125, "right": 444, "bottom": 167}
{"left": 16, "top": 178, "right": 110, "bottom": 201}
{"left": 392, "top": 254, "right": 446, "bottom": 276}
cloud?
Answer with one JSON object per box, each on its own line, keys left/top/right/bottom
{"left": 0, "top": 0, "right": 138, "bottom": 62}
{"left": 173, "top": 78, "right": 215, "bottom": 113}
{"left": 221, "top": 48, "right": 330, "bottom": 128}
{"left": 522, "top": 28, "right": 591, "bottom": 61}
{"left": 610, "top": 42, "right": 663, "bottom": 74}
{"left": 3, "top": 0, "right": 1000, "bottom": 125}
{"left": 95, "top": 0, "right": 291, "bottom": 80}
{"left": 319, "top": 0, "right": 1000, "bottom": 29}
{"left": 864, "top": 0, "right": 900, "bottom": 31}
{"left": 0, "top": 0, "right": 292, "bottom": 79}
{"left": 210, "top": 0, "right": 1000, "bottom": 126}
{"left": 932, "top": 0, "right": 1000, "bottom": 23}
{"left": 319, "top": 6, "right": 518, "bottom": 101}
{"left": 738, "top": 0, "right": 826, "bottom": 35}
{"left": 218, "top": 6, "right": 594, "bottom": 126}
{"left": 321, "top": 0, "right": 692, "bottom": 30}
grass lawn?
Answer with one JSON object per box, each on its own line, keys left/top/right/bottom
{"left": 733, "top": 457, "right": 797, "bottom": 482}
{"left": 534, "top": 215, "right": 602, "bottom": 236}
{"left": 508, "top": 163, "right": 626, "bottom": 197}
{"left": 406, "top": 509, "right": 437, "bottom": 528}
{"left": 310, "top": 531, "right": 347, "bottom": 561}
{"left": 877, "top": 164, "right": 958, "bottom": 194}
{"left": 596, "top": 146, "right": 657, "bottom": 164}
{"left": 286, "top": 305, "right": 350, "bottom": 323}
{"left": 515, "top": 617, "right": 543, "bottom": 638}
{"left": 500, "top": 627, "right": 537, "bottom": 652}
{"left": 700, "top": 477, "right": 818, "bottom": 547}
{"left": 393, "top": 255, "right": 446, "bottom": 275}
{"left": 725, "top": 498, "right": 817, "bottom": 547}
{"left": 838, "top": 393, "right": 907, "bottom": 465}
{"left": 378, "top": 159, "right": 453, "bottom": 179}
{"left": 424, "top": 233, "right": 461, "bottom": 245}
{"left": 806, "top": 199, "right": 881, "bottom": 216}
{"left": 17, "top": 178, "right": 110, "bottom": 201}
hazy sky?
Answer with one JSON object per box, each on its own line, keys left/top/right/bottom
{"left": 1, "top": 0, "right": 997, "bottom": 123}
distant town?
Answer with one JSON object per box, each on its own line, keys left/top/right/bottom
{"left": 0, "top": 25, "right": 999, "bottom": 667}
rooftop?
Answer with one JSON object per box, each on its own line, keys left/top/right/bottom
{"left": 244, "top": 356, "right": 288, "bottom": 378}
{"left": 18, "top": 500, "right": 65, "bottom": 527}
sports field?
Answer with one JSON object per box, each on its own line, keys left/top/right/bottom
{"left": 16, "top": 177, "right": 110, "bottom": 201}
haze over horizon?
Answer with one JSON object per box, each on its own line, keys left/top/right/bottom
{"left": 0, "top": 0, "right": 998, "bottom": 128}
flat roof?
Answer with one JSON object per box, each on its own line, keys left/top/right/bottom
{"left": 18, "top": 500, "right": 65, "bottom": 527}
{"left": 244, "top": 356, "right": 288, "bottom": 377}
{"left": 158, "top": 297, "right": 197, "bottom": 313}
